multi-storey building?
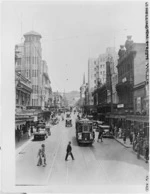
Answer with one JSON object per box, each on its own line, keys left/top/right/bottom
{"left": 15, "top": 43, "right": 25, "bottom": 76}
{"left": 114, "top": 36, "right": 148, "bottom": 137}
{"left": 15, "top": 71, "right": 32, "bottom": 111}
{"left": 23, "top": 31, "right": 42, "bottom": 107}
{"left": 52, "top": 92, "right": 63, "bottom": 108}
{"left": 15, "top": 31, "right": 52, "bottom": 108}
{"left": 88, "top": 58, "right": 97, "bottom": 105}
{"left": 41, "top": 60, "right": 52, "bottom": 109}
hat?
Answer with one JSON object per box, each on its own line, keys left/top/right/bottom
{"left": 42, "top": 144, "right": 45, "bottom": 147}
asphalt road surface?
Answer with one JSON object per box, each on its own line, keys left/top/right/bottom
{"left": 16, "top": 113, "right": 149, "bottom": 190}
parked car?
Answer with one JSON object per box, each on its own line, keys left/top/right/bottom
{"left": 98, "top": 125, "right": 113, "bottom": 138}
{"left": 34, "top": 127, "right": 48, "bottom": 141}
{"left": 45, "top": 126, "right": 51, "bottom": 136}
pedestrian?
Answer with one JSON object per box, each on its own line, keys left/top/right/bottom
{"left": 97, "top": 130, "right": 103, "bottom": 142}
{"left": 145, "top": 142, "right": 149, "bottom": 163}
{"left": 93, "top": 131, "right": 95, "bottom": 140}
{"left": 65, "top": 141, "right": 75, "bottom": 161}
{"left": 129, "top": 131, "right": 133, "bottom": 144}
{"left": 123, "top": 131, "right": 126, "bottom": 144}
{"left": 37, "top": 144, "right": 46, "bottom": 167}
{"left": 37, "top": 147, "right": 42, "bottom": 166}
{"left": 31, "top": 126, "right": 33, "bottom": 136}
{"left": 114, "top": 126, "right": 117, "bottom": 137}
{"left": 136, "top": 142, "right": 140, "bottom": 159}
{"left": 28, "top": 128, "right": 31, "bottom": 139}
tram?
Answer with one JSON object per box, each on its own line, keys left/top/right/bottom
{"left": 75, "top": 118, "right": 95, "bottom": 146}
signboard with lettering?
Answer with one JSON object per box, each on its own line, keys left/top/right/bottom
{"left": 117, "top": 104, "right": 124, "bottom": 108}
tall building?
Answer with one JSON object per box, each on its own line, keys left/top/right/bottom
{"left": 88, "top": 48, "right": 118, "bottom": 106}
{"left": 15, "top": 31, "right": 52, "bottom": 108}
{"left": 41, "top": 60, "right": 52, "bottom": 110}
{"left": 79, "top": 73, "right": 87, "bottom": 107}
{"left": 88, "top": 58, "right": 97, "bottom": 105}
{"left": 23, "top": 31, "right": 42, "bottom": 107}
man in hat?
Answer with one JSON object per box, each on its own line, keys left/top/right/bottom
{"left": 65, "top": 141, "right": 75, "bottom": 161}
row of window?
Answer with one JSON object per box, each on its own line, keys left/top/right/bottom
{"left": 94, "top": 78, "right": 105, "bottom": 84}
{"left": 32, "top": 99, "right": 38, "bottom": 106}
{"left": 16, "top": 91, "right": 30, "bottom": 105}
{"left": 26, "top": 36, "right": 39, "bottom": 42}
{"left": 94, "top": 71, "right": 105, "bottom": 77}
{"left": 32, "top": 85, "right": 39, "bottom": 94}
{"left": 26, "top": 69, "right": 39, "bottom": 78}
{"left": 100, "top": 71, "right": 105, "bottom": 75}
{"left": 25, "top": 56, "right": 40, "bottom": 65}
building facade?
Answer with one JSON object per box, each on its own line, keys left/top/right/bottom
{"left": 23, "top": 31, "right": 43, "bottom": 107}
{"left": 88, "top": 58, "right": 97, "bottom": 105}
{"left": 41, "top": 60, "right": 52, "bottom": 110}
{"left": 15, "top": 72, "right": 32, "bottom": 111}
{"left": 15, "top": 31, "right": 52, "bottom": 108}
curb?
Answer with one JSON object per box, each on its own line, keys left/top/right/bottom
{"left": 113, "top": 136, "right": 147, "bottom": 162}
{"left": 113, "top": 136, "right": 132, "bottom": 148}
{"left": 16, "top": 124, "right": 54, "bottom": 157}
{"left": 131, "top": 149, "right": 147, "bottom": 162}
{"left": 16, "top": 137, "right": 33, "bottom": 157}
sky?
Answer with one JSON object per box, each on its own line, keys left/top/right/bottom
{"left": 2, "top": 1, "right": 146, "bottom": 92}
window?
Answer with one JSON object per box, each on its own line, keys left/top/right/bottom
{"left": 32, "top": 56, "right": 34, "bottom": 64}
{"left": 84, "top": 126, "right": 88, "bottom": 132}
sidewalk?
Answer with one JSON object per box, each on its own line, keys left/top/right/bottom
{"left": 113, "top": 136, "right": 147, "bottom": 162}
{"left": 113, "top": 136, "right": 132, "bottom": 148}
{"left": 16, "top": 133, "right": 33, "bottom": 157}
{"left": 16, "top": 122, "right": 53, "bottom": 157}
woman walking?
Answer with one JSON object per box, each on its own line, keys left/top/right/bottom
{"left": 37, "top": 144, "right": 47, "bottom": 167}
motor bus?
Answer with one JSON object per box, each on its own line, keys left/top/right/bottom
{"left": 75, "top": 118, "right": 95, "bottom": 145}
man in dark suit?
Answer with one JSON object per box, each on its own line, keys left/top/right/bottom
{"left": 65, "top": 141, "right": 75, "bottom": 161}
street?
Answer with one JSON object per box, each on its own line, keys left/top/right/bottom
{"left": 16, "top": 113, "right": 149, "bottom": 187}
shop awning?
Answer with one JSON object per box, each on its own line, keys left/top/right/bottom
{"left": 126, "top": 115, "right": 149, "bottom": 123}
{"left": 15, "top": 120, "right": 26, "bottom": 125}
{"left": 106, "top": 114, "right": 126, "bottom": 119}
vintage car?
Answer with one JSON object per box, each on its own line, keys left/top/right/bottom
{"left": 51, "top": 117, "right": 59, "bottom": 125}
{"left": 45, "top": 125, "right": 51, "bottom": 136}
{"left": 65, "top": 119, "right": 72, "bottom": 127}
{"left": 65, "top": 114, "right": 72, "bottom": 127}
{"left": 98, "top": 125, "right": 113, "bottom": 138}
{"left": 34, "top": 128, "right": 48, "bottom": 140}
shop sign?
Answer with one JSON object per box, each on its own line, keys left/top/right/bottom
{"left": 117, "top": 104, "right": 124, "bottom": 108}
